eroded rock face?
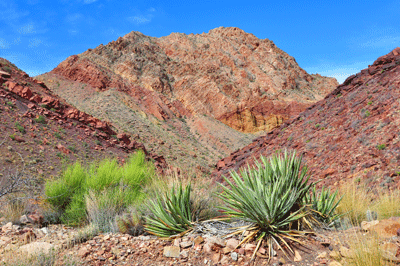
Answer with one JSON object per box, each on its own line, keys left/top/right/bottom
{"left": 50, "top": 27, "right": 337, "bottom": 133}
{"left": 213, "top": 48, "right": 400, "bottom": 188}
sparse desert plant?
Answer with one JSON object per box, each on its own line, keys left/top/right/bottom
{"left": 67, "top": 223, "right": 100, "bottom": 248}
{"left": 1, "top": 248, "right": 81, "bottom": 266}
{"left": 85, "top": 190, "right": 121, "bottom": 232}
{"left": 15, "top": 122, "right": 26, "bottom": 134}
{"left": 305, "top": 185, "right": 342, "bottom": 226}
{"left": 370, "top": 189, "right": 400, "bottom": 219}
{"left": 336, "top": 182, "right": 372, "bottom": 225}
{"left": 0, "top": 196, "right": 28, "bottom": 223}
{"left": 345, "top": 232, "right": 389, "bottom": 266}
{"left": 0, "top": 138, "right": 30, "bottom": 199}
{"left": 376, "top": 144, "right": 386, "bottom": 150}
{"left": 1, "top": 250, "right": 57, "bottom": 266}
{"left": 116, "top": 206, "right": 146, "bottom": 236}
{"left": 145, "top": 183, "right": 195, "bottom": 237}
{"left": 218, "top": 151, "right": 314, "bottom": 259}
{"left": 45, "top": 151, "right": 154, "bottom": 227}
{"left": 34, "top": 115, "right": 46, "bottom": 124}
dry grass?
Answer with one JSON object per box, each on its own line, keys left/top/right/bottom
{"left": 0, "top": 195, "right": 28, "bottom": 224}
{"left": 344, "top": 231, "right": 395, "bottom": 266}
{"left": 370, "top": 189, "right": 400, "bottom": 219}
{"left": 337, "top": 181, "right": 400, "bottom": 225}
{"left": 1, "top": 249, "right": 81, "bottom": 266}
{"left": 336, "top": 182, "right": 372, "bottom": 225}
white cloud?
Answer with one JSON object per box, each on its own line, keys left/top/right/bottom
{"left": 13, "top": 37, "right": 21, "bottom": 45}
{"left": 28, "top": 38, "right": 43, "bottom": 48}
{"left": 128, "top": 15, "right": 151, "bottom": 25}
{"left": 0, "top": 38, "right": 9, "bottom": 49}
{"left": 18, "top": 23, "right": 36, "bottom": 34}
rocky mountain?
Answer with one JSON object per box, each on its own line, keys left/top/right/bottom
{"left": 214, "top": 48, "right": 400, "bottom": 189}
{"left": 38, "top": 27, "right": 337, "bottom": 172}
{"left": 0, "top": 57, "right": 166, "bottom": 192}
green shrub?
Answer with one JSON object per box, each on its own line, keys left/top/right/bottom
{"left": 45, "top": 151, "right": 153, "bottom": 227}
{"left": 34, "top": 115, "right": 46, "bottom": 124}
{"left": 145, "top": 184, "right": 195, "bottom": 237}
{"left": 15, "top": 122, "right": 26, "bottom": 134}
{"left": 54, "top": 132, "right": 62, "bottom": 139}
{"left": 2, "top": 66, "right": 12, "bottom": 73}
{"left": 218, "top": 151, "right": 315, "bottom": 259}
{"left": 376, "top": 144, "right": 386, "bottom": 150}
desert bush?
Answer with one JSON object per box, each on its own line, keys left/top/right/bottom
{"left": 145, "top": 184, "right": 195, "bottom": 237}
{"left": 345, "top": 232, "right": 389, "bottom": 266}
{"left": 0, "top": 138, "right": 29, "bottom": 199}
{"left": 336, "top": 182, "right": 373, "bottom": 225}
{"left": 45, "top": 150, "right": 154, "bottom": 227}
{"left": 0, "top": 196, "right": 28, "bottom": 224}
{"left": 370, "top": 189, "right": 400, "bottom": 219}
{"left": 1, "top": 249, "right": 81, "bottom": 266}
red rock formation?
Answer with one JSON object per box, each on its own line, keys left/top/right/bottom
{"left": 213, "top": 48, "right": 400, "bottom": 189}
{"left": 0, "top": 57, "right": 168, "bottom": 172}
{"left": 48, "top": 27, "right": 338, "bottom": 133}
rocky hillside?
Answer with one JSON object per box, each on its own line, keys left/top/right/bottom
{"left": 0, "top": 57, "right": 166, "bottom": 194}
{"left": 38, "top": 27, "right": 337, "bottom": 172}
{"left": 214, "top": 48, "right": 400, "bottom": 189}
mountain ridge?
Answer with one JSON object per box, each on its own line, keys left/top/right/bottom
{"left": 213, "top": 47, "right": 400, "bottom": 189}
{"left": 37, "top": 27, "right": 337, "bottom": 172}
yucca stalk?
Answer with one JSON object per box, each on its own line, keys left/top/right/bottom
{"left": 219, "top": 151, "right": 313, "bottom": 260}
{"left": 145, "top": 183, "right": 194, "bottom": 238}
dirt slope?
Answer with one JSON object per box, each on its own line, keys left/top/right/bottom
{"left": 214, "top": 48, "right": 400, "bottom": 189}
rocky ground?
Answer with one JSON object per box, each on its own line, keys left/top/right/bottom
{"left": 2, "top": 216, "right": 400, "bottom": 265}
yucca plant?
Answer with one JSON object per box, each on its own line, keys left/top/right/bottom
{"left": 219, "top": 151, "right": 314, "bottom": 260}
{"left": 305, "top": 185, "right": 342, "bottom": 226}
{"left": 145, "top": 183, "right": 195, "bottom": 238}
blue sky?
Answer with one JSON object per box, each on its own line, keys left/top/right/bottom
{"left": 0, "top": 0, "right": 399, "bottom": 83}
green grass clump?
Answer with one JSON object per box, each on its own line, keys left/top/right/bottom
{"left": 34, "top": 115, "right": 46, "bottom": 124}
{"left": 45, "top": 151, "right": 154, "bottom": 227}
{"left": 15, "top": 122, "right": 26, "bottom": 134}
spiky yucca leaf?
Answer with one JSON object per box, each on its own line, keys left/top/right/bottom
{"left": 219, "top": 151, "right": 313, "bottom": 259}
{"left": 306, "top": 185, "right": 342, "bottom": 226}
{"left": 145, "top": 184, "right": 194, "bottom": 238}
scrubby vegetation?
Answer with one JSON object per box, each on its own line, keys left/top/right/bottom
{"left": 3, "top": 146, "right": 400, "bottom": 265}
{"left": 45, "top": 150, "right": 155, "bottom": 228}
